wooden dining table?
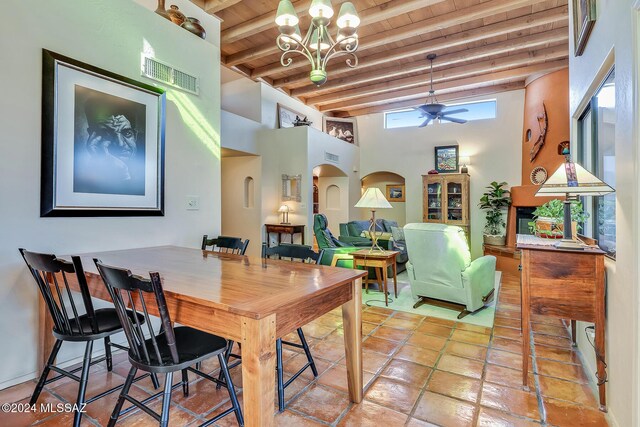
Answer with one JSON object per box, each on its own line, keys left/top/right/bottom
{"left": 41, "top": 245, "right": 366, "bottom": 426}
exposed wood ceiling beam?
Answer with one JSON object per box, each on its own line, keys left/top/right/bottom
{"left": 334, "top": 82, "right": 527, "bottom": 117}
{"left": 243, "top": 0, "right": 551, "bottom": 76}
{"left": 202, "top": 0, "right": 242, "bottom": 14}
{"left": 319, "top": 60, "right": 568, "bottom": 112}
{"left": 307, "top": 45, "right": 568, "bottom": 107}
{"left": 291, "top": 27, "right": 567, "bottom": 98}
{"left": 224, "top": 0, "right": 447, "bottom": 67}
{"left": 272, "top": 5, "right": 567, "bottom": 88}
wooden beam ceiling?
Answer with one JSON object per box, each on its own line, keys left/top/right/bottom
{"left": 224, "top": 0, "right": 448, "bottom": 67}
{"left": 272, "top": 5, "right": 568, "bottom": 89}
{"left": 318, "top": 60, "right": 568, "bottom": 112}
{"left": 197, "top": 0, "right": 570, "bottom": 117}
{"left": 291, "top": 27, "right": 568, "bottom": 98}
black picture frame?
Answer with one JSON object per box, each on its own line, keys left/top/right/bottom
{"left": 41, "top": 49, "right": 166, "bottom": 217}
{"left": 573, "top": 0, "right": 596, "bottom": 56}
{"left": 434, "top": 145, "right": 459, "bottom": 173}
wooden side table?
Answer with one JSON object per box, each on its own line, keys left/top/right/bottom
{"left": 518, "top": 240, "right": 607, "bottom": 411}
{"left": 265, "top": 224, "right": 305, "bottom": 246}
{"left": 351, "top": 249, "right": 399, "bottom": 306}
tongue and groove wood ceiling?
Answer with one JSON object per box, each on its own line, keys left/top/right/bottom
{"left": 192, "top": 0, "right": 569, "bottom": 117}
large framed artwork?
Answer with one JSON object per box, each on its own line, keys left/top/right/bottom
{"left": 573, "top": 0, "right": 596, "bottom": 56}
{"left": 434, "top": 145, "right": 459, "bottom": 173}
{"left": 41, "top": 49, "right": 165, "bottom": 217}
{"left": 323, "top": 116, "right": 358, "bottom": 145}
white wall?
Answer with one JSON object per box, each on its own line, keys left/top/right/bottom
{"left": 0, "top": 0, "right": 221, "bottom": 388}
{"left": 568, "top": 1, "right": 640, "bottom": 426}
{"left": 357, "top": 90, "right": 524, "bottom": 258}
{"left": 318, "top": 177, "right": 350, "bottom": 233}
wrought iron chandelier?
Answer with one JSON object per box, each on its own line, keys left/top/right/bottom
{"left": 275, "top": 0, "right": 360, "bottom": 86}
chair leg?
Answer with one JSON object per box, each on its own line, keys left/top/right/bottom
{"left": 107, "top": 366, "right": 137, "bottom": 427}
{"left": 30, "top": 339, "right": 62, "bottom": 405}
{"left": 160, "top": 371, "right": 174, "bottom": 427}
{"left": 276, "top": 339, "right": 285, "bottom": 412}
{"left": 150, "top": 373, "right": 160, "bottom": 389}
{"left": 218, "top": 353, "right": 244, "bottom": 427}
{"left": 216, "top": 341, "right": 234, "bottom": 390}
{"left": 73, "top": 340, "right": 93, "bottom": 427}
{"left": 297, "top": 328, "right": 318, "bottom": 377}
{"left": 104, "top": 336, "right": 113, "bottom": 372}
{"left": 182, "top": 369, "right": 189, "bottom": 396}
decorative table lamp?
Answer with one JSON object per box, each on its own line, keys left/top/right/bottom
{"left": 355, "top": 188, "right": 392, "bottom": 252}
{"left": 535, "top": 156, "right": 614, "bottom": 249}
{"left": 278, "top": 204, "right": 291, "bottom": 224}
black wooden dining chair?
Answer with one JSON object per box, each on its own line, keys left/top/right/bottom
{"left": 19, "top": 248, "right": 155, "bottom": 427}
{"left": 94, "top": 260, "right": 244, "bottom": 427}
{"left": 220, "top": 242, "right": 322, "bottom": 412}
{"left": 201, "top": 235, "right": 249, "bottom": 255}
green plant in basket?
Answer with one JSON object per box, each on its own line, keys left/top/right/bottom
{"left": 478, "top": 181, "right": 511, "bottom": 245}
{"left": 528, "top": 199, "right": 590, "bottom": 238}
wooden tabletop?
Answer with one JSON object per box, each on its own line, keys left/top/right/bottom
{"left": 75, "top": 245, "right": 366, "bottom": 320}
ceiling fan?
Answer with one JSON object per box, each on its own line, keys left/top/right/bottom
{"left": 416, "top": 54, "right": 468, "bottom": 127}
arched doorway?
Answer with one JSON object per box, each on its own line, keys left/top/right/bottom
{"left": 312, "top": 164, "right": 349, "bottom": 234}
{"left": 361, "top": 171, "right": 407, "bottom": 226}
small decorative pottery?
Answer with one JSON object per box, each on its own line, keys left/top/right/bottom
{"left": 181, "top": 17, "right": 206, "bottom": 39}
{"left": 167, "top": 5, "right": 186, "bottom": 26}
{"left": 530, "top": 166, "right": 548, "bottom": 185}
{"left": 155, "top": 0, "right": 170, "bottom": 20}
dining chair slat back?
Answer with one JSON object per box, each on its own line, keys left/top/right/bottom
{"left": 201, "top": 235, "right": 249, "bottom": 255}
{"left": 20, "top": 248, "right": 97, "bottom": 338}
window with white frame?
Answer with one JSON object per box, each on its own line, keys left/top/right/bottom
{"left": 577, "top": 69, "right": 616, "bottom": 258}
{"left": 384, "top": 99, "right": 497, "bottom": 129}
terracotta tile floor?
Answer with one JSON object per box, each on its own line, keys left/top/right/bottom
{"left": 0, "top": 272, "right": 610, "bottom": 426}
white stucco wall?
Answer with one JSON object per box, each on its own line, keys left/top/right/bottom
{"left": 568, "top": 1, "right": 640, "bottom": 426}
{"left": 0, "top": 0, "right": 221, "bottom": 388}
{"left": 357, "top": 90, "right": 525, "bottom": 259}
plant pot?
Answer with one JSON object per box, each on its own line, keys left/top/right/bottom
{"left": 483, "top": 234, "right": 506, "bottom": 246}
{"left": 534, "top": 217, "right": 577, "bottom": 239}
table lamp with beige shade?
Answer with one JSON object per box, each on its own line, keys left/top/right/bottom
{"left": 355, "top": 187, "right": 392, "bottom": 252}
{"left": 278, "top": 204, "right": 291, "bottom": 224}
{"left": 535, "top": 155, "right": 614, "bottom": 249}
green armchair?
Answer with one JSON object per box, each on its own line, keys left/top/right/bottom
{"left": 404, "top": 223, "right": 496, "bottom": 318}
{"left": 313, "top": 214, "right": 358, "bottom": 268}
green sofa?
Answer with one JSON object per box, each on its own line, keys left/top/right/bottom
{"left": 404, "top": 223, "right": 496, "bottom": 317}
{"left": 339, "top": 219, "right": 407, "bottom": 272}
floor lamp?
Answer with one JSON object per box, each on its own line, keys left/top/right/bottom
{"left": 355, "top": 188, "right": 392, "bottom": 252}
{"left": 536, "top": 158, "right": 614, "bottom": 249}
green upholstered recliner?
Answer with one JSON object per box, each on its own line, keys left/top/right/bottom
{"left": 404, "top": 223, "right": 497, "bottom": 318}
{"left": 313, "top": 214, "right": 357, "bottom": 268}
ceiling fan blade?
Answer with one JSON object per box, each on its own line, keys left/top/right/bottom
{"left": 418, "top": 117, "right": 432, "bottom": 128}
{"left": 440, "top": 116, "right": 467, "bottom": 124}
{"left": 442, "top": 108, "right": 468, "bottom": 115}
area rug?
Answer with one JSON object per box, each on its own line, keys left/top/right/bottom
{"left": 362, "top": 271, "right": 502, "bottom": 327}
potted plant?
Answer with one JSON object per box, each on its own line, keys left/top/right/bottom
{"left": 528, "top": 199, "right": 590, "bottom": 238}
{"left": 478, "top": 181, "right": 511, "bottom": 246}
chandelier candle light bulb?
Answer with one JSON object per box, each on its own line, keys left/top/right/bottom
{"left": 275, "top": 0, "right": 359, "bottom": 86}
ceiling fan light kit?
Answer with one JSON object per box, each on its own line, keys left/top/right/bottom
{"left": 416, "top": 54, "right": 469, "bottom": 127}
{"left": 275, "top": 0, "right": 360, "bottom": 86}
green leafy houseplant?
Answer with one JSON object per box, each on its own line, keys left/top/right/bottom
{"left": 478, "top": 181, "right": 511, "bottom": 245}
{"left": 528, "top": 199, "right": 590, "bottom": 238}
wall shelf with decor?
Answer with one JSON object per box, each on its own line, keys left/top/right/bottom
{"left": 422, "top": 173, "right": 470, "bottom": 239}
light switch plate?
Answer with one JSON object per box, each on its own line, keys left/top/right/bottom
{"left": 186, "top": 196, "right": 200, "bottom": 210}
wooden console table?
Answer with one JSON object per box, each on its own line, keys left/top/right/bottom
{"left": 518, "top": 238, "right": 607, "bottom": 411}
{"left": 265, "top": 224, "right": 305, "bottom": 246}
{"left": 351, "top": 249, "right": 399, "bottom": 307}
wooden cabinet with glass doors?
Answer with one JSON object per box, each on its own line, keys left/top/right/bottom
{"left": 422, "top": 173, "right": 470, "bottom": 239}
